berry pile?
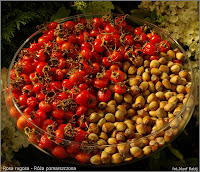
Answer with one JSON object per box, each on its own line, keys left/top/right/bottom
{"left": 6, "top": 14, "right": 191, "bottom": 165}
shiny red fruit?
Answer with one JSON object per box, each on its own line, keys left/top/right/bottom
{"left": 97, "top": 89, "right": 112, "bottom": 102}
{"left": 143, "top": 43, "right": 157, "bottom": 56}
{"left": 52, "top": 146, "right": 68, "bottom": 159}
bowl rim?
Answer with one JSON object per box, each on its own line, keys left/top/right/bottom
{"left": 7, "top": 12, "right": 196, "bottom": 148}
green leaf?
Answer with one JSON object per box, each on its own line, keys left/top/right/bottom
{"left": 144, "top": 17, "right": 152, "bottom": 22}
{"left": 50, "top": 6, "right": 71, "bottom": 22}
{"left": 115, "top": 5, "right": 124, "bottom": 14}
{"left": 15, "top": 12, "right": 40, "bottom": 30}
{"left": 16, "top": 21, "right": 26, "bottom": 30}
{"left": 167, "top": 144, "right": 186, "bottom": 164}
{"left": 156, "top": 15, "right": 167, "bottom": 24}
{"left": 130, "top": 14, "right": 144, "bottom": 20}
{"left": 128, "top": 14, "right": 144, "bottom": 26}
{"left": 2, "top": 9, "right": 22, "bottom": 23}
{"left": 73, "top": 1, "right": 114, "bottom": 14}
{"left": 164, "top": 5, "right": 169, "bottom": 11}
{"left": 2, "top": 22, "right": 16, "bottom": 42}
{"left": 130, "top": 9, "right": 151, "bottom": 18}
{"left": 183, "top": 128, "right": 188, "bottom": 135}
{"left": 3, "top": 1, "right": 12, "bottom": 8}
{"left": 151, "top": 8, "right": 157, "bottom": 21}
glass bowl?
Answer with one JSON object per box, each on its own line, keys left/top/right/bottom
{"left": 4, "top": 13, "right": 196, "bottom": 166}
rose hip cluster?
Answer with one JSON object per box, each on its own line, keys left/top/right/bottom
{"left": 6, "top": 14, "right": 187, "bottom": 164}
